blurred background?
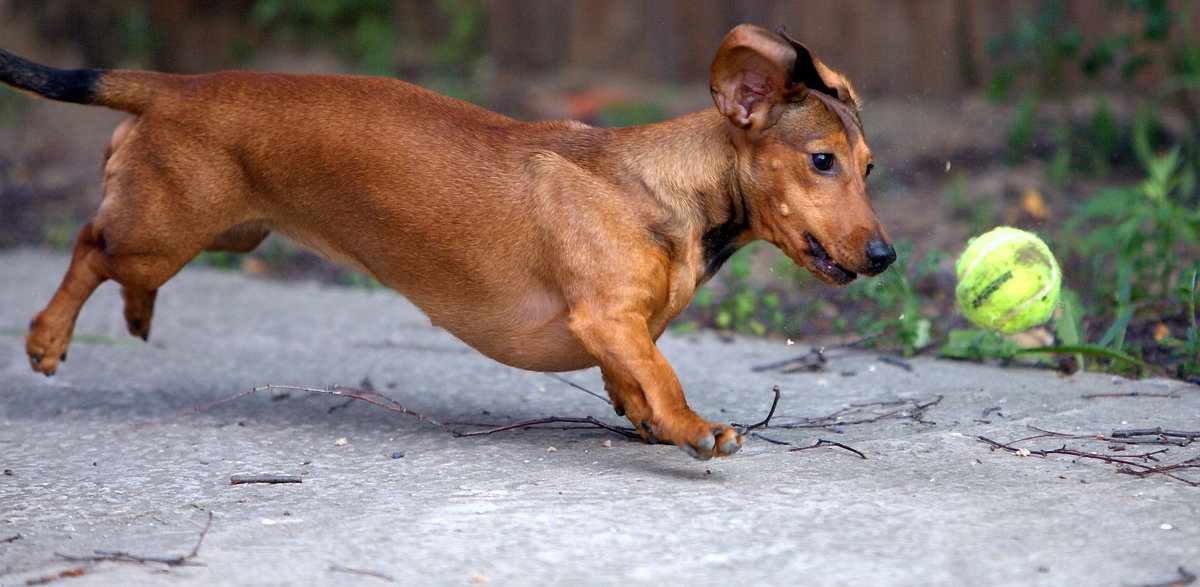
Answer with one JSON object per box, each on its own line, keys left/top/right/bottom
{"left": 1, "top": 0, "right": 1197, "bottom": 380}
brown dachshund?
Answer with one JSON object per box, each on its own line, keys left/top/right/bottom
{"left": 0, "top": 25, "right": 893, "bottom": 459}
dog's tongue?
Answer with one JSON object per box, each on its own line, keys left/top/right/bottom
{"left": 806, "top": 233, "right": 856, "bottom": 284}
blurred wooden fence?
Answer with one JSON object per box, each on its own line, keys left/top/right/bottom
{"left": 2, "top": 0, "right": 1196, "bottom": 96}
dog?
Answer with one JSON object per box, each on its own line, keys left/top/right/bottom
{"left": 0, "top": 24, "right": 893, "bottom": 459}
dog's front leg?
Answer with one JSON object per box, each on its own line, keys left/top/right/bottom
{"left": 568, "top": 304, "right": 742, "bottom": 459}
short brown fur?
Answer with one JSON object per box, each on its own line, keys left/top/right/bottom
{"left": 3, "top": 25, "right": 893, "bottom": 459}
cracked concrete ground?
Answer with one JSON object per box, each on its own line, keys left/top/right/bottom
{"left": 1, "top": 249, "right": 1197, "bottom": 585}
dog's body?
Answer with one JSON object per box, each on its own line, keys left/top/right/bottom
{"left": 1, "top": 25, "right": 893, "bottom": 459}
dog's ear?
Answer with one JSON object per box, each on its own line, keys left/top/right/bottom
{"left": 710, "top": 24, "right": 800, "bottom": 130}
{"left": 775, "top": 25, "right": 861, "bottom": 111}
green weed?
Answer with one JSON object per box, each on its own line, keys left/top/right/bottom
{"left": 839, "top": 241, "right": 942, "bottom": 354}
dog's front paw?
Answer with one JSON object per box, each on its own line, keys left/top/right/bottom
{"left": 26, "top": 313, "right": 69, "bottom": 376}
{"left": 679, "top": 425, "right": 743, "bottom": 460}
{"left": 635, "top": 409, "right": 743, "bottom": 460}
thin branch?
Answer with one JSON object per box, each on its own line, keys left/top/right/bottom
{"left": 448, "top": 416, "right": 640, "bottom": 439}
{"left": 752, "top": 332, "right": 885, "bottom": 372}
{"left": 978, "top": 436, "right": 1199, "bottom": 487}
{"left": 544, "top": 373, "right": 610, "bottom": 405}
{"left": 1112, "top": 428, "right": 1200, "bottom": 440}
{"left": 56, "top": 510, "right": 213, "bottom": 567}
{"left": 790, "top": 439, "right": 868, "bottom": 460}
{"left": 329, "top": 564, "right": 396, "bottom": 582}
{"left": 733, "top": 386, "right": 781, "bottom": 431}
{"left": 768, "top": 396, "right": 942, "bottom": 430}
{"left": 1082, "top": 391, "right": 1180, "bottom": 399}
{"left": 230, "top": 474, "right": 302, "bottom": 485}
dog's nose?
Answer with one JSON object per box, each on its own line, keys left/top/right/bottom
{"left": 864, "top": 238, "right": 896, "bottom": 275}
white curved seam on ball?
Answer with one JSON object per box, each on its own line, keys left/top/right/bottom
{"left": 998, "top": 261, "right": 1059, "bottom": 328}
{"left": 961, "top": 231, "right": 1022, "bottom": 279}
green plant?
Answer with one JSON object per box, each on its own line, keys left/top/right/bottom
{"left": 988, "top": 0, "right": 1200, "bottom": 176}
{"left": 1063, "top": 121, "right": 1198, "bottom": 308}
{"left": 839, "top": 241, "right": 943, "bottom": 354}
{"left": 691, "top": 245, "right": 784, "bottom": 336}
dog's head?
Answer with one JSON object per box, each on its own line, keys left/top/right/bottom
{"left": 710, "top": 24, "right": 894, "bottom": 285}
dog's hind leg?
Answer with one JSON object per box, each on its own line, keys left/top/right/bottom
{"left": 118, "top": 224, "right": 269, "bottom": 341}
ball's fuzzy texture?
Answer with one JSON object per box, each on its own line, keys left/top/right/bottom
{"left": 955, "top": 227, "right": 1061, "bottom": 334}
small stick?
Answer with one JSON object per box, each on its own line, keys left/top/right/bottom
{"left": 230, "top": 474, "right": 302, "bottom": 485}
{"left": 1084, "top": 391, "right": 1176, "bottom": 400}
{"left": 1, "top": 534, "right": 20, "bottom": 543}
{"left": 449, "top": 416, "right": 640, "bottom": 439}
{"left": 749, "top": 431, "right": 791, "bottom": 446}
{"left": 57, "top": 510, "right": 213, "bottom": 566}
{"left": 978, "top": 437, "right": 1198, "bottom": 486}
{"left": 545, "top": 373, "right": 610, "bottom": 405}
{"left": 752, "top": 332, "right": 886, "bottom": 372}
{"left": 1111, "top": 428, "right": 1200, "bottom": 440}
{"left": 329, "top": 564, "right": 397, "bottom": 582}
{"left": 733, "top": 385, "right": 781, "bottom": 431}
{"left": 770, "top": 396, "right": 942, "bottom": 430}
{"left": 790, "top": 439, "right": 868, "bottom": 460}
{"left": 877, "top": 356, "right": 914, "bottom": 372}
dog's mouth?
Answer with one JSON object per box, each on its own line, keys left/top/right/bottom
{"left": 805, "top": 233, "right": 857, "bottom": 285}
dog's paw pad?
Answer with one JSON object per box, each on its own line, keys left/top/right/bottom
{"left": 681, "top": 445, "right": 713, "bottom": 461}
{"left": 696, "top": 435, "right": 716, "bottom": 452}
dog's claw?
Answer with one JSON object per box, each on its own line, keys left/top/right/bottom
{"left": 31, "top": 354, "right": 42, "bottom": 365}
{"left": 140, "top": 333, "right": 149, "bottom": 342}
{"left": 640, "top": 421, "right": 657, "bottom": 437}
{"left": 613, "top": 406, "right": 625, "bottom": 417}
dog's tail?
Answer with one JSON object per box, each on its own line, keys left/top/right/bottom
{"left": 0, "top": 49, "right": 177, "bottom": 115}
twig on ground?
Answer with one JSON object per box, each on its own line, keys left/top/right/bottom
{"left": 56, "top": 510, "right": 213, "bottom": 567}
{"left": 978, "top": 435, "right": 1199, "bottom": 487}
{"left": 230, "top": 474, "right": 302, "bottom": 485}
{"left": 749, "top": 431, "right": 791, "bottom": 446}
{"left": 1112, "top": 428, "right": 1200, "bottom": 441}
{"left": 329, "top": 564, "right": 396, "bottom": 582}
{"left": 752, "top": 332, "right": 885, "bottom": 373}
{"left": 1, "top": 534, "right": 20, "bottom": 544}
{"left": 448, "top": 416, "right": 640, "bottom": 439}
{"left": 733, "top": 386, "right": 781, "bottom": 431}
{"left": 790, "top": 439, "right": 868, "bottom": 460}
{"left": 545, "top": 373, "right": 610, "bottom": 405}
{"left": 767, "top": 396, "right": 942, "bottom": 430}
{"left": 753, "top": 347, "right": 828, "bottom": 373}
{"left": 877, "top": 356, "right": 914, "bottom": 372}
{"left": 1082, "top": 391, "right": 1181, "bottom": 399}
{"left": 135, "top": 383, "right": 641, "bottom": 441}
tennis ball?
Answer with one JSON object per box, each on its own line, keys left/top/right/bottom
{"left": 955, "top": 227, "right": 1061, "bottom": 334}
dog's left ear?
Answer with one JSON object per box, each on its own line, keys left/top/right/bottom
{"left": 710, "top": 24, "right": 799, "bottom": 130}
{"left": 711, "top": 25, "right": 859, "bottom": 131}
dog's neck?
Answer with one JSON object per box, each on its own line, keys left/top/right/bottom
{"left": 610, "top": 109, "right": 752, "bottom": 277}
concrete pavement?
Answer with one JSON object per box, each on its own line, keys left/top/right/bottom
{"left": 1, "top": 249, "right": 1197, "bottom": 585}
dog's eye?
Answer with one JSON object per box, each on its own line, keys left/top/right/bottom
{"left": 811, "top": 153, "right": 835, "bottom": 173}
{"left": 866, "top": 163, "right": 875, "bottom": 177}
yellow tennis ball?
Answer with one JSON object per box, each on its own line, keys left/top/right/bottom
{"left": 955, "top": 227, "right": 1061, "bottom": 334}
